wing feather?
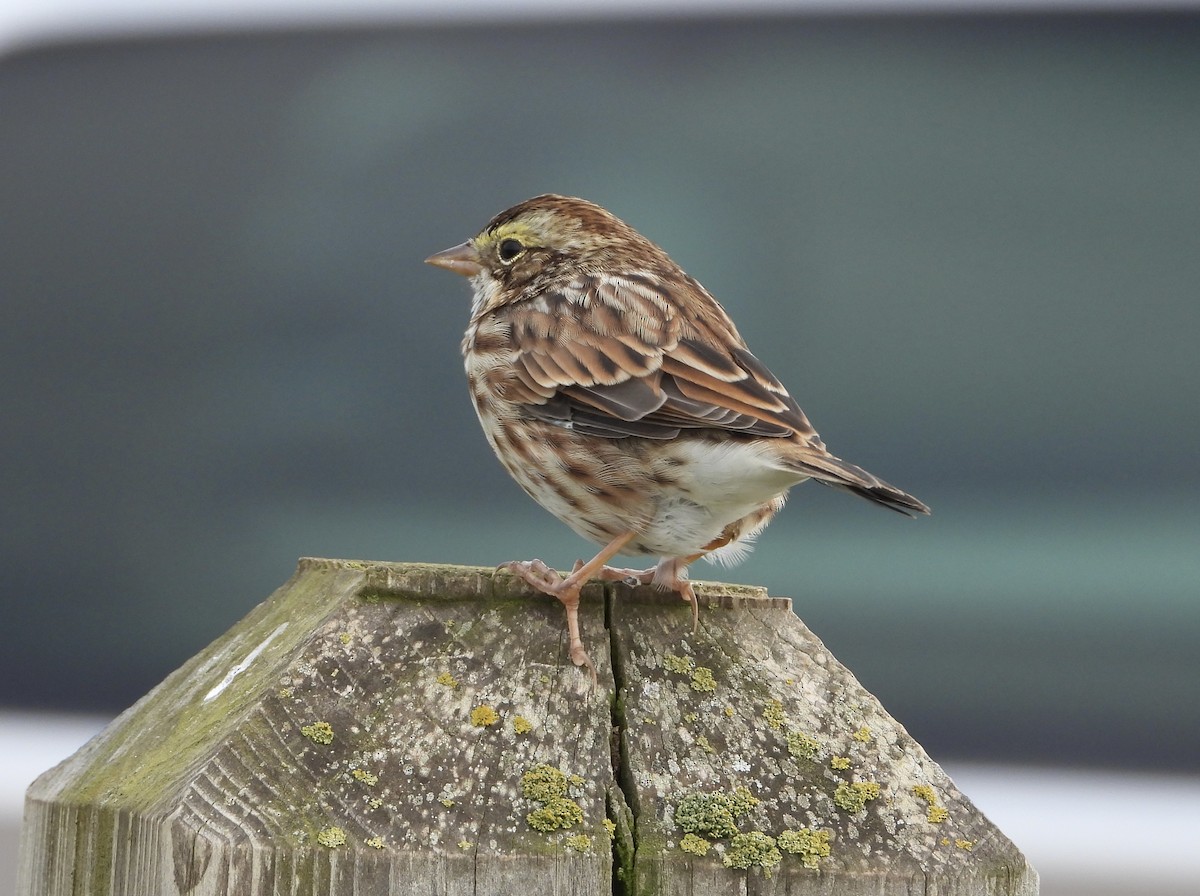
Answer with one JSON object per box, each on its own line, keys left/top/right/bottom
{"left": 504, "top": 273, "right": 816, "bottom": 441}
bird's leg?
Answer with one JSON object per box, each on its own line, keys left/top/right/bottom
{"left": 593, "top": 565, "right": 657, "bottom": 586}
{"left": 651, "top": 556, "right": 702, "bottom": 634}
{"left": 500, "top": 532, "right": 637, "bottom": 682}
{"left": 593, "top": 555, "right": 703, "bottom": 634}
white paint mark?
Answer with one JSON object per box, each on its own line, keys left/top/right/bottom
{"left": 203, "top": 622, "right": 289, "bottom": 703}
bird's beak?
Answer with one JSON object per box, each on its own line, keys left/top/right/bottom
{"left": 425, "top": 241, "right": 485, "bottom": 278}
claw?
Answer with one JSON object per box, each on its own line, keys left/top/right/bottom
{"left": 493, "top": 533, "right": 637, "bottom": 688}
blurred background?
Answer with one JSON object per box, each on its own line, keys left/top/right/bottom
{"left": 2, "top": 2, "right": 1198, "bottom": 894}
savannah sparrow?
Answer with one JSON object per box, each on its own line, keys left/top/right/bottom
{"left": 427, "top": 195, "right": 928, "bottom": 680}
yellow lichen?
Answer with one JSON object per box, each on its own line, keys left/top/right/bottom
{"left": 696, "top": 734, "right": 715, "bottom": 754}
{"left": 674, "top": 786, "right": 758, "bottom": 839}
{"left": 684, "top": 712, "right": 698, "bottom": 723}
{"left": 521, "top": 764, "right": 569, "bottom": 801}
{"left": 469, "top": 704, "right": 499, "bottom": 727}
{"left": 316, "top": 827, "right": 346, "bottom": 848}
{"left": 852, "top": 725, "right": 872, "bottom": 742}
{"left": 436, "top": 672, "right": 459, "bottom": 688}
{"left": 834, "top": 781, "right": 881, "bottom": 814}
{"left": 762, "top": 699, "right": 786, "bottom": 730}
{"left": 955, "top": 838, "right": 975, "bottom": 850}
{"left": 365, "top": 836, "right": 384, "bottom": 849}
{"left": 512, "top": 715, "right": 534, "bottom": 734}
{"left": 440, "top": 798, "right": 455, "bottom": 808}
{"left": 723, "top": 831, "right": 781, "bottom": 871}
{"left": 352, "top": 769, "right": 378, "bottom": 786}
{"left": 603, "top": 818, "right": 617, "bottom": 839}
{"left": 786, "top": 731, "right": 820, "bottom": 760}
{"left": 912, "top": 784, "right": 937, "bottom": 805}
{"left": 663, "top": 654, "right": 695, "bottom": 675}
{"left": 338, "top": 632, "right": 352, "bottom": 645}
{"left": 830, "top": 756, "right": 851, "bottom": 770}
{"left": 564, "top": 834, "right": 592, "bottom": 852}
{"left": 913, "top": 784, "right": 948, "bottom": 822}
{"left": 724, "top": 706, "right": 735, "bottom": 717}
{"left": 457, "top": 840, "right": 473, "bottom": 850}
{"left": 679, "top": 833, "right": 710, "bottom": 856}
{"left": 691, "top": 667, "right": 717, "bottom": 693}
{"left": 526, "top": 798, "right": 583, "bottom": 832}
{"left": 778, "top": 827, "right": 832, "bottom": 870}
{"left": 300, "top": 721, "right": 334, "bottom": 745}
{"left": 277, "top": 687, "right": 293, "bottom": 699}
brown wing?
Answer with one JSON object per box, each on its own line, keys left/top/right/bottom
{"left": 503, "top": 271, "right": 819, "bottom": 441}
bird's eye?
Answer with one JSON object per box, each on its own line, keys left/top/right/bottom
{"left": 498, "top": 238, "right": 525, "bottom": 263}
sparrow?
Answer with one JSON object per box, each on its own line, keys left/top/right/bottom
{"left": 427, "top": 195, "right": 928, "bottom": 681}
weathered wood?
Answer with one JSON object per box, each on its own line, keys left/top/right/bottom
{"left": 17, "top": 559, "right": 1037, "bottom": 895}
{"left": 609, "top": 581, "right": 1037, "bottom": 894}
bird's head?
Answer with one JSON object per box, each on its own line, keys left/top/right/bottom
{"left": 425, "top": 194, "right": 668, "bottom": 316}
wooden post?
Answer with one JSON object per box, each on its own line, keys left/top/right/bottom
{"left": 17, "top": 559, "right": 1037, "bottom": 895}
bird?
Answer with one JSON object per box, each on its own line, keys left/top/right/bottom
{"left": 426, "top": 194, "right": 928, "bottom": 681}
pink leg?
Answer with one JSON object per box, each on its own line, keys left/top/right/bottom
{"left": 594, "top": 557, "right": 700, "bottom": 634}
{"left": 500, "top": 532, "right": 637, "bottom": 684}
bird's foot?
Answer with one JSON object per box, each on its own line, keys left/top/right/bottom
{"left": 594, "top": 564, "right": 657, "bottom": 587}
{"left": 595, "top": 559, "right": 700, "bottom": 634}
{"left": 497, "top": 559, "right": 597, "bottom": 687}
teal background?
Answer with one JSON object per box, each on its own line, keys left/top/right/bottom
{"left": 2, "top": 13, "right": 1197, "bottom": 770}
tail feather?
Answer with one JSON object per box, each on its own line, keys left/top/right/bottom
{"left": 790, "top": 452, "right": 930, "bottom": 518}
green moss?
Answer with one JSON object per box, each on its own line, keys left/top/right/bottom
{"left": 300, "top": 721, "right": 334, "bottom": 745}
{"left": 674, "top": 786, "right": 759, "bottom": 839}
{"left": 722, "top": 831, "right": 781, "bottom": 871}
{"left": 527, "top": 797, "right": 584, "bottom": 832}
{"left": 316, "top": 827, "right": 346, "bottom": 848}
{"left": 679, "top": 833, "right": 711, "bottom": 856}
{"left": 521, "top": 764, "right": 569, "bottom": 802}
{"left": 786, "top": 731, "right": 820, "bottom": 760}
{"left": 691, "top": 667, "right": 717, "bottom": 692}
{"left": 778, "top": 828, "right": 832, "bottom": 870}
{"left": 834, "top": 781, "right": 881, "bottom": 814}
